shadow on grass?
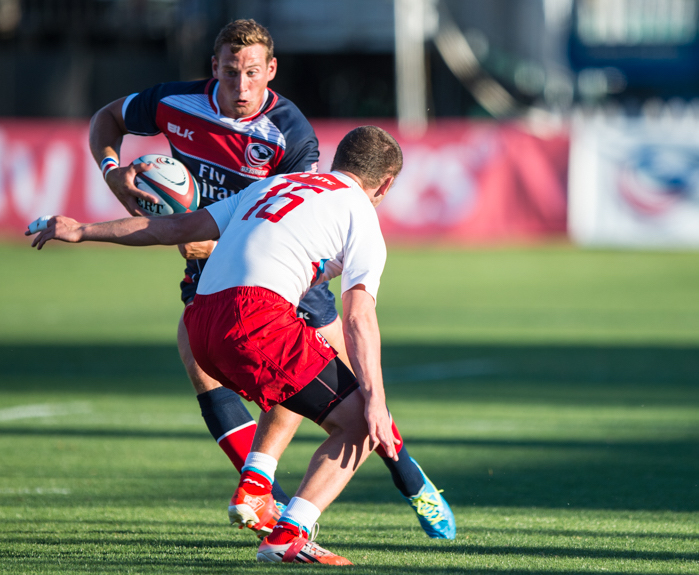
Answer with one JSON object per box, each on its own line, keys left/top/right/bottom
{"left": 5, "top": 517, "right": 695, "bottom": 541}
{"left": 3, "top": 538, "right": 698, "bottom": 562}
{"left": 1, "top": 532, "right": 697, "bottom": 572}
{"left": 2, "top": 342, "right": 699, "bottom": 394}
{"left": 0, "top": 563, "right": 686, "bottom": 575}
{"left": 0, "top": 427, "right": 696, "bottom": 512}
{"left": 1, "top": 342, "right": 698, "bottom": 514}
{"left": 0, "top": 427, "right": 211, "bottom": 440}
{"left": 340, "top": 436, "right": 699, "bottom": 512}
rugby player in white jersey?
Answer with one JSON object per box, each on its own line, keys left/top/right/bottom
{"left": 88, "top": 19, "right": 455, "bottom": 542}
{"left": 28, "top": 126, "right": 455, "bottom": 564}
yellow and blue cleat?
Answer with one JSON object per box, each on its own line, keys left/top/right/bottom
{"left": 404, "top": 457, "right": 456, "bottom": 539}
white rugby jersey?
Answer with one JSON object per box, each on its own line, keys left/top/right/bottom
{"left": 198, "top": 171, "right": 387, "bottom": 306}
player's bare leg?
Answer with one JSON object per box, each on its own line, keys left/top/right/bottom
{"left": 178, "top": 312, "right": 292, "bottom": 509}
{"left": 316, "top": 317, "right": 351, "bottom": 367}
{"left": 240, "top": 396, "right": 369, "bottom": 510}
{"left": 250, "top": 405, "right": 304, "bottom": 458}
{"left": 178, "top": 312, "right": 222, "bottom": 394}
{"left": 318, "top": 316, "right": 455, "bottom": 539}
{"left": 253, "top": 390, "right": 371, "bottom": 565}
{"left": 294, "top": 388, "right": 373, "bottom": 510}
{"left": 228, "top": 405, "right": 303, "bottom": 537}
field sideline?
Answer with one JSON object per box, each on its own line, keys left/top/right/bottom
{"left": 1, "top": 242, "right": 698, "bottom": 574}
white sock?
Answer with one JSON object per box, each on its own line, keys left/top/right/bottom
{"left": 242, "top": 451, "right": 278, "bottom": 483}
{"left": 280, "top": 497, "right": 321, "bottom": 535}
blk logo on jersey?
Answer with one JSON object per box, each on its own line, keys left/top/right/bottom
{"left": 245, "top": 143, "right": 274, "bottom": 168}
{"left": 167, "top": 122, "right": 194, "bottom": 141}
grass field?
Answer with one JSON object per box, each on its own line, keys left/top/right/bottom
{"left": 1, "top": 242, "right": 698, "bottom": 574}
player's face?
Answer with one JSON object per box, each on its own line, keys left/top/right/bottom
{"left": 212, "top": 44, "right": 277, "bottom": 119}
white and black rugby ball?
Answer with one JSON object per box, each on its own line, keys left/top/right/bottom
{"left": 133, "top": 155, "right": 199, "bottom": 215}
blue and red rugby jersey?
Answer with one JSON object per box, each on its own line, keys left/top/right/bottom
{"left": 122, "top": 78, "right": 319, "bottom": 209}
{"left": 122, "top": 79, "right": 321, "bottom": 304}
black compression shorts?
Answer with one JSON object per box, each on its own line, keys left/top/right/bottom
{"left": 279, "top": 358, "right": 359, "bottom": 425}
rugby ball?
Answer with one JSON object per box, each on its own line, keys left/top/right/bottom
{"left": 133, "top": 155, "right": 199, "bottom": 215}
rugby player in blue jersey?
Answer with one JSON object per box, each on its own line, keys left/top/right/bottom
{"left": 87, "top": 18, "right": 454, "bottom": 540}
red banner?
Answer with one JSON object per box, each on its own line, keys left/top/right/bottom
{"left": 0, "top": 119, "right": 568, "bottom": 242}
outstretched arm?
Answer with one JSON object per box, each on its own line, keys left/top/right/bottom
{"left": 26, "top": 210, "right": 219, "bottom": 251}
{"left": 342, "top": 285, "right": 399, "bottom": 461}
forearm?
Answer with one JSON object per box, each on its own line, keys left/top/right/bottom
{"left": 28, "top": 210, "right": 218, "bottom": 251}
{"left": 343, "top": 299, "right": 384, "bottom": 402}
{"left": 89, "top": 103, "right": 126, "bottom": 165}
{"left": 80, "top": 216, "right": 187, "bottom": 246}
{"left": 341, "top": 287, "right": 397, "bottom": 459}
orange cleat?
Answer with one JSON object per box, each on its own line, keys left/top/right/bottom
{"left": 256, "top": 533, "right": 352, "bottom": 565}
{"left": 228, "top": 484, "right": 279, "bottom": 538}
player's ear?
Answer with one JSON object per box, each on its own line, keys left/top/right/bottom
{"left": 371, "top": 176, "right": 394, "bottom": 207}
{"left": 211, "top": 55, "right": 219, "bottom": 77}
{"left": 377, "top": 176, "right": 394, "bottom": 197}
{"left": 267, "top": 57, "right": 277, "bottom": 81}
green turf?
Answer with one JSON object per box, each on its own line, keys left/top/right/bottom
{"left": 1, "top": 242, "right": 698, "bottom": 573}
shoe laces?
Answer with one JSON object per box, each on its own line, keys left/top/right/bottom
{"left": 305, "top": 522, "right": 319, "bottom": 542}
{"left": 411, "top": 488, "right": 446, "bottom": 526}
{"left": 304, "top": 525, "right": 339, "bottom": 558}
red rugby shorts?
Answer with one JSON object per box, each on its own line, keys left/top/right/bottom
{"left": 183, "top": 286, "right": 337, "bottom": 411}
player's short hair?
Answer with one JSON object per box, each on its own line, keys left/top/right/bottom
{"left": 331, "top": 126, "right": 403, "bottom": 189}
{"left": 213, "top": 19, "right": 274, "bottom": 62}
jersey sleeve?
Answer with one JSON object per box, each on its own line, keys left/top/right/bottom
{"left": 122, "top": 81, "right": 203, "bottom": 137}
{"left": 122, "top": 84, "right": 168, "bottom": 136}
{"left": 204, "top": 192, "right": 242, "bottom": 235}
{"left": 340, "top": 200, "right": 387, "bottom": 304}
{"left": 275, "top": 104, "right": 319, "bottom": 174}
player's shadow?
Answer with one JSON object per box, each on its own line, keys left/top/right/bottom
{"left": 1, "top": 342, "right": 698, "bottom": 513}
{"left": 333, "top": 435, "right": 699, "bottom": 512}
{"left": 2, "top": 341, "right": 698, "bottom": 390}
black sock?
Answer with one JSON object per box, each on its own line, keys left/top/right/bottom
{"left": 197, "top": 386, "right": 255, "bottom": 444}
{"left": 270, "top": 483, "right": 290, "bottom": 505}
{"left": 380, "top": 445, "right": 425, "bottom": 498}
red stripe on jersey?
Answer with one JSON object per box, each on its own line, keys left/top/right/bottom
{"left": 205, "top": 79, "right": 217, "bottom": 112}
{"left": 238, "top": 90, "right": 279, "bottom": 123}
{"left": 154, "top": 105, "right": 284, "bottom": 179}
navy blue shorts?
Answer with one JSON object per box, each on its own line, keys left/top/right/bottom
{"left": 180, "top": 258, "right": 338, "bottom": 329}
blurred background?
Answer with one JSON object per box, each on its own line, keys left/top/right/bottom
{"left": 2, "top": 0, "right": 699, "bottom": 246}
{"left": 3, "top": 5, "right": 699, "bottom": 570}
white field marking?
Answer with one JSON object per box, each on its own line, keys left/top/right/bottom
{"left": 0, "top": 401, "right": 91, "bottom": 422}
{"left": 0, "top": 487, "right": 71, "bottom": 495}
{"left": 383, "top": 359, "right": 496, "bottom": 383}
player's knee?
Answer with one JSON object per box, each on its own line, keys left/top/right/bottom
{"left": 323, "top": 423, "right": 372, "bottom": 470}
{"left": 320, "top": 390, "right": 368, "bottom": 439}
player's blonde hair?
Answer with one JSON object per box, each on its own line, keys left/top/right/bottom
{"left": 214, "top": 19, "right": 274, "bottom": 62}
{"left": 331, "top": 126, "right": 403, "bottom": 189}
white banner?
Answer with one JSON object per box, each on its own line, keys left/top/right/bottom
{"left": 569, "top": 113, "right": 699, "bottom": 248}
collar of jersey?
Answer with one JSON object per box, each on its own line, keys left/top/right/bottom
{"left": 209, "top": 82, "right": 277, "bottom": 124}
{"left": 330, "top": 170, "right": 365, "bottom": 193}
